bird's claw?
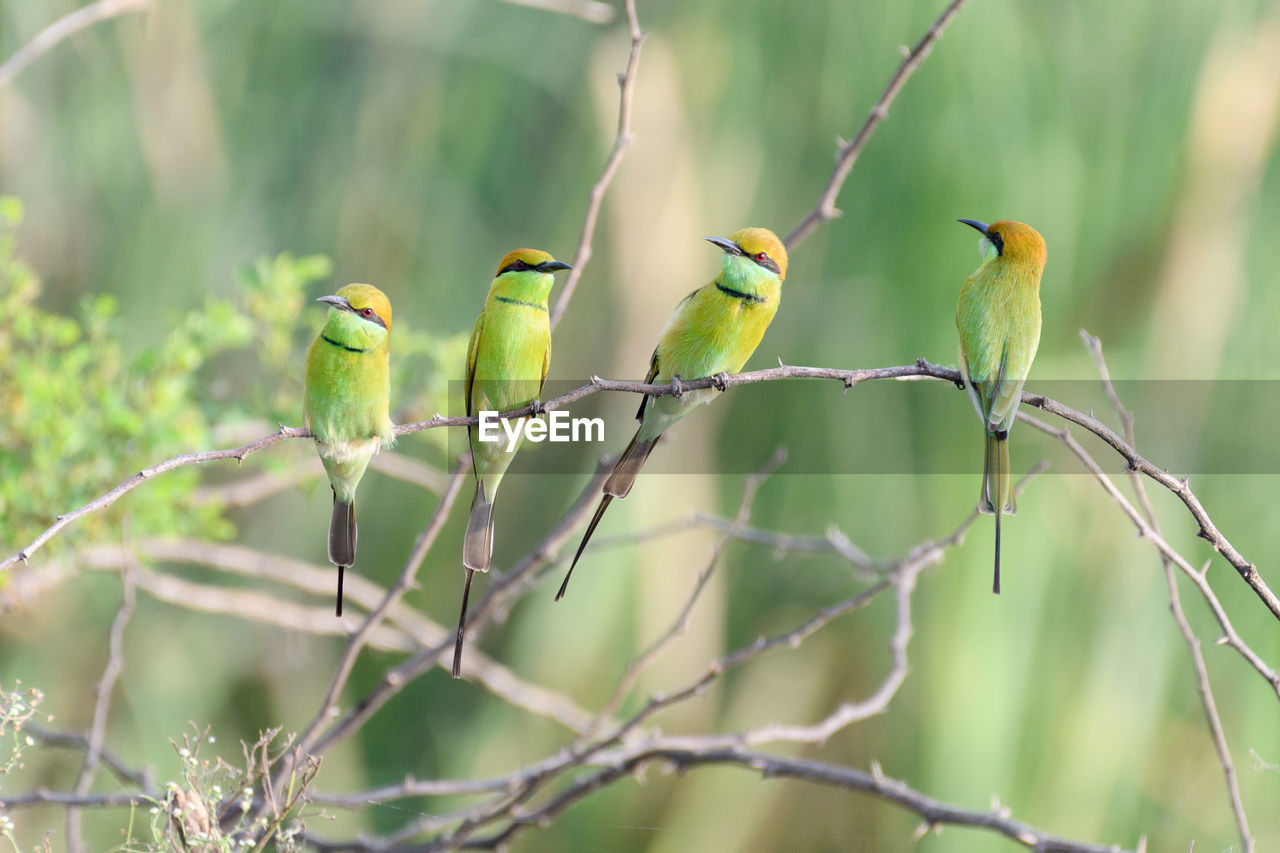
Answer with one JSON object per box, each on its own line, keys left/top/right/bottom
{"left": 670, "top": 376, "right": 684, "bottom": 398}
{"left": 529, "top": 398, "right": 546, "bottom": 416}
{"left": 711, "top": 372, "right": 730, "bottom": 392}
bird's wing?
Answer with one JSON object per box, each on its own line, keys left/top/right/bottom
{"left": 986, "top": 339, "right": 1037, "bottom": 434}
{"left": 539, "top": 333, "right": 551, "bottom": 397}
{"left": 634, "top": 287, "right": 697, "bottom": 421}
{"left": 465, "top": 311, "right": 485, "bottom": 418}
{"left": 635, "top": 346, "right": 660, "bottom": 422}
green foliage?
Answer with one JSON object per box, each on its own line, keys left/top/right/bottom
{"left": 0, "top": 198, "right": 460, "bottom": 560}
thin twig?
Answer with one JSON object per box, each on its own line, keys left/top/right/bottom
{"left": 784, "top": 0, "right": 969, "bottom": 249}
{"left": 3, "top": 424, "right": 307, "bottom": 571}
{"left": 548, "top": 0, "right": 644, "bottom": 329}
{"left": 584, "top": 449, "right": 788, "bottom": 736}
{"left": 1018, "top": 411, "right": 1280, "bottom": 698}
{"left": 291, "top": 459, "right": 469, "bottom": 758}
{"left": 1080, "top": 331, "right": 1253, "bottom": 852}
{"left": 67, "top": 555, "right": 137, "bottom": 853}
{"left": 0, "top": 790, "right": 150, "bottom": 809}
{"left": 0, "top": 0, "right": 151, "bottom": 88}
{"left": 461, "top": 745, "right": 1129, "bottom": 853}
{"left": 306, "top": 461, "right": 614, "bottom": 758}
{"left": 495, "top": 0, "right": 614, "bottom": 25}
{"left": 25, "top": 725, "right": 156, "bottom": 793}
{"left": 10, "top": 359, "right": 1272, "bottom": 625}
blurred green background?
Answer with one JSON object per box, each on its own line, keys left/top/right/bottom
{"left": 2, "top": 0, "right": 1279, "bottom": 849}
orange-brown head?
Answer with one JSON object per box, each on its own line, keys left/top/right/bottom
{"left": 320, "top": 283, "right": 393, "bottom": 332}
{"left": 704, "top": 226, "right": 788, "bottom": 281}
{"left": 958, "top": 219, "right": 1047, "bottom": 276}
{"left": 493, "top": 248, "right": 572, "bottom": 278}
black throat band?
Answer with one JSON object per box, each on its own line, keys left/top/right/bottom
{"left": 716, "top": 282, "right": 767, "bottom": 304}
{"left": 494, "top": 296, "right": 548, "bottom": 312}
{"left": 322, "top": 334, "right": 366, "bottom": 354}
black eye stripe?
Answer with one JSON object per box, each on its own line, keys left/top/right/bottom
{"left": 989, "top": 232, "right": 1005, "bottom": 256}
{"left": 748, "top": 252, "right": 782, "bottom": 275}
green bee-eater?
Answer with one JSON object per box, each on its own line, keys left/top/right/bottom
{"left": 955, "top": 219, "right": 1046, "bottom": 594}
{"left": 454, "top": 248, "right": 571, "bottom": 676}
{"left": 557, "top": 226, "right": 788, "bottom": 600}
{"left": 303, "top": 283, "right": 395, "bottom": 616}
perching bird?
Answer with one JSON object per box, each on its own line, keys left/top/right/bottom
{"left": 954, "top": 219, "right": 1046, "bottom": 595}
{"left": 303, "top": 283, "right": 395, "bottom": 617}
{"left": 557, "top": 226, "right": 788, "bottom": 600}
{"left": 455, "top": 248, "right": 571, "bottom": 677}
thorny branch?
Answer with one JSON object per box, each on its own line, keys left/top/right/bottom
{"left": 0, "top": 0, "right": 152, "bottom": 88}
{"left": 67, "top": 556, "right": 136, "bottom": 853}
{"left": 784, "top": 0, "right": 970, "bottom": 250}
{"left": 2, "top": 0, "right": 1268, "bottom": 850}
{"left": 1081, "top": 331, "right": 1253, "bottom": 853}
{"left": 297, "top": 465, "right": 1128, "bottom": 853}
{"left": 7, "top": 359, "right": 1276, "bottom": 625}
{"left": 548, "top": 0, "right": 644, "bottom": 330}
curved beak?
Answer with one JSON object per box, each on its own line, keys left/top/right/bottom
{"left": 704, "top": 236, "right": 743, "bottom": 256}
{"left": 957, "top": 219, "right": 990, "bottom": 236}
{"left": 317, "top": 294, "right": 354, "bottom": 312}
{"left": 537, "top": 260, "right": 573, "bottom": 272}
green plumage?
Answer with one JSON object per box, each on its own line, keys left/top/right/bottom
{"left": 463, "top": 269, "right": 554, "bottom": 571}
{"left": 558, "top": 227, "right": 789, "bottom": 600}
{"left": 455, "top": 250, "right": 569, "bottom": 678}
{"left": 954, "top": 220, "right": 1046, "bottom": 594}
{"left": 303, "top": 284, "right": 394, "bottom": 615}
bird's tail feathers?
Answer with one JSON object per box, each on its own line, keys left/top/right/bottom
{"left": 556, "top": 432, "right": 660, "bottom": 602}
{"left": 452, "top": 569, "right": 475, "bottom": 678}
{"left": 328, "top": 493, "right": 357, "bottom": 616}
{"left": 980, "top": 432, "right": 1015, "bottom": 516}
{"left": 983, "top": 431, "right": 1014, "bottom": 595}
{"left": 463, "top": 484, "right": 496, "bottom": 572}
{"left": 603, "top": 432, "right": 660, "bottom": 499}
{"left": 557, "top": 494, "right": 612, "bottom": 601}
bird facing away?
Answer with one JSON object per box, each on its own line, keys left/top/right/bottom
{"left": 303, "top": 283, "right": 395, "bottom": 616}
{"left": 455, "top": 248, "right": 571, "bottom": 677}
{"left": 557, "top": 226, "right": 788, "bottom": 601}
{"left": 954, "top": 219, "right": 1046, "bottom": 595}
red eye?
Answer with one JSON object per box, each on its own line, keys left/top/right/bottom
{"left": 755, "top": 252, "right": 768, "bottom": 261}
{"left": 513, "top": 259, "right": 527, "bottom": 271}
{"left": 361, "top": 307, "right": 374, "bottom": 317}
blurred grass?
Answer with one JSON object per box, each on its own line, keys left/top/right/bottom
{"left": 2, "top": 0, "right": 1279, "bottom": 850}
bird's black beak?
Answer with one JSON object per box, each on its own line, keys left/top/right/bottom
{"left": 704, "top": 236, "right": 743, "bottom": 255}
{"left": 537, "top": 260, "right": 573, "bottom": 272}
{"left": 317, "top": 295, "right": 354, "bottom": 312}
{"left": 957, "top": 219, "right": 990, "bottom": 237}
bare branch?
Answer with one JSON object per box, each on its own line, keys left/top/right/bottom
{"left": 25, "top": 725, "right": 156, "bottom": 793}
{"left": 293, "top": 459, "right": 469, "bottom": 758}
{"left": 548, "top": 0, "right": 644, "bottom": 329}
{"left": 1018, "top": 411, "right": 1280, "bottom": 698}
{"left": 0, "top": 790, "right": 150, "bottom": 809}
{"left": 1081, "top": 331, "right": 1253, "bottom": 852}
{"left": 3, "top": 424, "right": 306, "bottom": 571}
{"left": 0, "top": 0, "right": 151, "bottom": 88}
{"left": 68, "top": 554, "right": 136, "bottom": 852}
{"left": 584, "top": 449, "right": 788, "bottom": 736}
{"left": 464, "top": 745, "right": 1131, "bottom": 853}
{"left": 784, "top": 0, "right": 969, "bottom": 249}
{"left": 495, "top": 0, "right": 615, "bottom": 25}
{"left": 285, "top": 460, "right": 616, "bottom": 826}
{"left": 10, "top": 358, "right": 1272, "bottom": 625}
